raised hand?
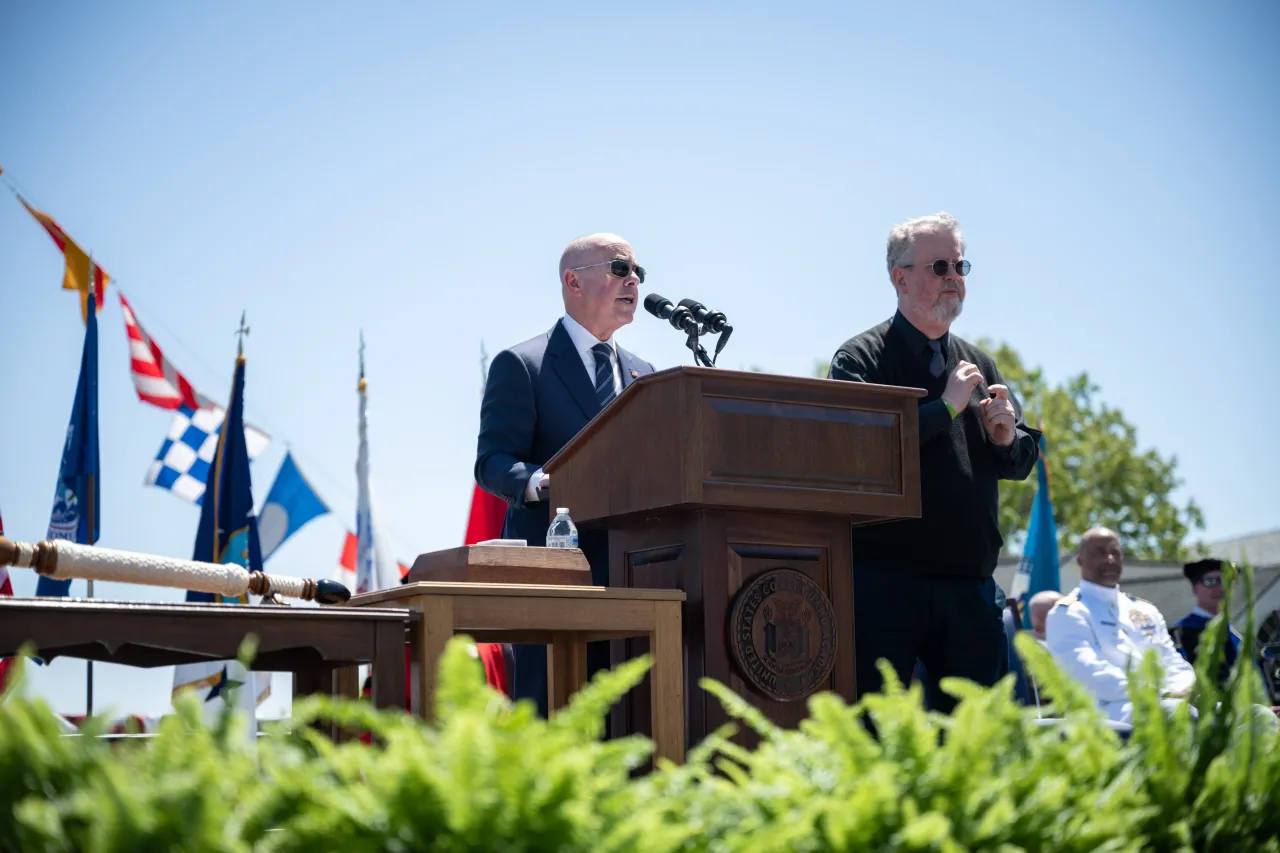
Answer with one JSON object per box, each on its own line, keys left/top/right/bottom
{"left": 943, "top": 360, "right": 984, "bottom": 414}
{"left": 980, "top": 384, "right": 1017, "bottom": 446}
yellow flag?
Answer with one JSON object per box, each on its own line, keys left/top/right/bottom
{"left": 17, "top": 194, "right": 109, "bottom": 321}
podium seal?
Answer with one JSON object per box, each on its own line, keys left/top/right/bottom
{"left": 729, "top": 568, "right": 837, "bottom": 702}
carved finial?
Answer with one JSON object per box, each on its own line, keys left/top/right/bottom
{"left": 235, "top": 311, "right": 250, "bottom": 356}
{"left": 358, "top": 331, "right": 367, "bottom": 393}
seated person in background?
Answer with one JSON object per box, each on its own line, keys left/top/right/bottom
{"left": 1027, "top": 590, "right": 1063, "bottom": 643}
{"left": 1171, "top": 558, "right": 1240, "bottom": 686}
{"left": 1046, "top": 527, "right": 1195, "bottom": 724}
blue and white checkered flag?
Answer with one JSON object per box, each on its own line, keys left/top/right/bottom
{"left": 145, "top": 405, "right": 270, "bottom": 505}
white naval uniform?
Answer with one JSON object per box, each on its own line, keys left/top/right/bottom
{"left": 1045, "top": 579, "right": 1196, "bottom": 724}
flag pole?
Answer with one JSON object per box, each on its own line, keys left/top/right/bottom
{"left": 85, "top": 254, "right": 96, "bottom": 718}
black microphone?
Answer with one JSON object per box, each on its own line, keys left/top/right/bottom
{"left": 677, "top": 298, "right": 730, "bottom": 334}
{"left": 643, "top": 293, "right": 700, "bottom": 335}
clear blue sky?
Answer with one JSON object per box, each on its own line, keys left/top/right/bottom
{"left": 2, "top": 1, "right": 1277, "bottom": 718}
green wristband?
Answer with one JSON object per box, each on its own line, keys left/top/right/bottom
{"left": 943, "top": 399, "right": 958, "bottom": 419}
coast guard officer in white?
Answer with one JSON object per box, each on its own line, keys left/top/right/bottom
{"left": 1046, "top": 527, "right": 1195, "bottom": 724}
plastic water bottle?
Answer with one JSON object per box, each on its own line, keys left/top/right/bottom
{"left": 546, "top": 507, "right": 579, "bottom": 549}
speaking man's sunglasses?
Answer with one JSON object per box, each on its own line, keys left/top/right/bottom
{"left": 569, "top": 259, "right": 646, "bottom": 283}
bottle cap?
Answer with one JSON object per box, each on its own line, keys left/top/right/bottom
{"left": 556, "top": 507, "right": 569, "bottom": 515}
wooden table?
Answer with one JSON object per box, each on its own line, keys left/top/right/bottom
{"left": 0, "top": 598, "right": 418, "bottom": 733}
{"left": 348, "top": 582, "right": 687, "bottom": 763}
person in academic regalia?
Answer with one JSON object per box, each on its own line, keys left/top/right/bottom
{"left": 1171, "top": 558, "right": 1241, "bottom": 686}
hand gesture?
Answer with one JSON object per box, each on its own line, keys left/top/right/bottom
{"left": 943, "top": 361, "right": 984, "bottom": 413}
{"left": 980, "top": 384, "right": 1017, "bottom": 446}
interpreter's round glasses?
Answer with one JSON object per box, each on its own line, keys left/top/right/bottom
{"left": 904, "top": 259, "right": 972, "bottom": 277}
{"left": 569, "top": 259, "right": 646, "bottom": 284}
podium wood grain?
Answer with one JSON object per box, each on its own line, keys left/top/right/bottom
{"left": 544, "top": 366, "right": 923, "bottom": 748}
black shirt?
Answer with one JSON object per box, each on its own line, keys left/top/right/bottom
{"left": 829, "top": 310, "right": 1040, "bottom": 578}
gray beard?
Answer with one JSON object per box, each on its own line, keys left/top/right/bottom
{"left": 912, "top": 293, "right": 963, "bottom": 324}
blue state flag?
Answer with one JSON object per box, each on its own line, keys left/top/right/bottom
{"left": 1010, "top": 433, "right": 1061, "bottom": 628}
{"left": 258, "top": 451, "right": 329, "bottom": 561}
{"left": 36, "top": 292, "right": 100, "bottom": 597}
{"left": 171, "top": 353, "right": 269, "bottom": 708}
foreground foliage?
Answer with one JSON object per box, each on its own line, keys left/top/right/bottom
{"left": 2, "top": 567, "right": 1277, "bottom": 852}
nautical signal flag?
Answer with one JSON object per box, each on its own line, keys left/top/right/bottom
{"left": 36, "top": 285, "right": 101, "bottom": 598}
{"left": 258, "top": 452, "right": 329, "bottom": 561}
{"left": 120, "top": 290, "right": 270, "bottom": 505}
{"left": 118, "top": 292, "right": 202, "bottom": 411}
{"left": 145, "top": 404, "right": 270, "bottom": 505}
{"left": 14, "top": 193, "right": 109, "bottom": 322}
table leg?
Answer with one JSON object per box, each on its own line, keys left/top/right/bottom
{"left": 650, "top": 600, "right": 685, "bottom": 764}
{"left": 547, "top": 632, "right": 588, "bottom": 713}
{"left": 293, "top": 668, "right": 347, "bottom": 743}
{"left": 293, "top": 668, "right": 326, "bottom": 700}
{"left": 412, "top": 595, "right": 455, "bottom": 725}
{"left": 371, "top": 622, "right": 406, "bottom": 711}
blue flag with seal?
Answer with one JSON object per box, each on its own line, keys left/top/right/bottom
{"left": 171, "top": 352, "right": 269, "bottom": 712}
{"left": 36, "top": 288, "right": 100, "bottom": 597}
{"left": 1009, "top": 432, "right": 1060, "bottom": 628}
{"left": 258, "top": 451, "right": 329, "bottom": 561}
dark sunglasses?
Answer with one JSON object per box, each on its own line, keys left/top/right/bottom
{"left": 905, "top": 259, "right": 972, "bottom": 277}
{"left": 569, "top": 259, "right": 646, "bottom": 283}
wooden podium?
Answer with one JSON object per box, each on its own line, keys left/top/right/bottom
{"left": 543, "top": 366, "right": 923, "bottom": 746}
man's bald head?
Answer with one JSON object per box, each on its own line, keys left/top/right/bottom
{"left": 1027, "top": 590, "right": 1063, "bottom": 639}
{"left": 559, "top": 233, "right": 633, "bottom": 280}
{"left": 1076, "top": 526, "right": 1123, "bottom": 587}
{"left": 1079, "top": 527, "right": 1119, "bottom": 549}
{"left": 558, "top": 232, "right": 641, "bottom": 341}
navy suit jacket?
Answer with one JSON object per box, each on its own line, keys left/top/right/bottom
{"left": 474, "top": 318, "right": 656, "bottom": 712}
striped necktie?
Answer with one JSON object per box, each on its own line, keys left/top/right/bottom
{"left": 592, "top": 342, "right": 617, "bottom": 409}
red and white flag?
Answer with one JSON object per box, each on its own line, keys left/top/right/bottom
{"left": 118, "top": 292, "right": 202, "bottom": 411}
{"left": 335, "top": 530, "right": 408, "bottom": 587}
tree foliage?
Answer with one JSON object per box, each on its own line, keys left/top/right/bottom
{"left": 3, "top": 580, "right": 1280, "bottom": 853}
{"left": 976, "top": 339, "right": 1204, "bottom": 560}
{"left": 812, "top": 344, "right": 1203, "bottom": 560}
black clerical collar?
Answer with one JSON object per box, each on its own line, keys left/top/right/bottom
{"left": 891, "top": 309, "right": 949, "bottom": 357}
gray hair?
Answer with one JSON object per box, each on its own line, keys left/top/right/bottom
{"left": 885, "top": 212, "right": 965, "bottom": 281}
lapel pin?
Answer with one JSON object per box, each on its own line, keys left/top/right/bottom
{"left": 630, "top": 369, "right": 638, "bottom": 378}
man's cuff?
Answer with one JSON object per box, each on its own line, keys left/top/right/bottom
{"left": 524, "top": 468, "right": 545, "bottom": 502}
{"left": 990, "top": 437, "right": 1016, "bottom": 458}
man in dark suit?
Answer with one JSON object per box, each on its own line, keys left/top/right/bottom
{"left": 475, "top": 232, "right": 657, "bottom": 715}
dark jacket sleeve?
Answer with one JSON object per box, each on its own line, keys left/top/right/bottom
{"left": 983, "top": 361, "right": 1041, "bottom": 480}
{"left": 829, "top": 346, "right": 953, "bottom": 446}
{"left": 474, "top": 349, "right": 540, "bottom": 507}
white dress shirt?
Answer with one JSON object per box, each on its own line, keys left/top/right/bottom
{"left": 1045, "top": 579, "right": 1196, "bottom": 722}
{"left": 560, "top": 312, "right": 622, "bottom": 396}
{"left": 525, "top": 315, "right": 622, "bottom": 502}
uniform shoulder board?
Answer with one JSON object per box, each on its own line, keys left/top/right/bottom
{"left": 1124, "top": 593, "right": 1156, "bottom": 609}
{"left": 1054, "top": 591, "right": 1079, "bottom": 607}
